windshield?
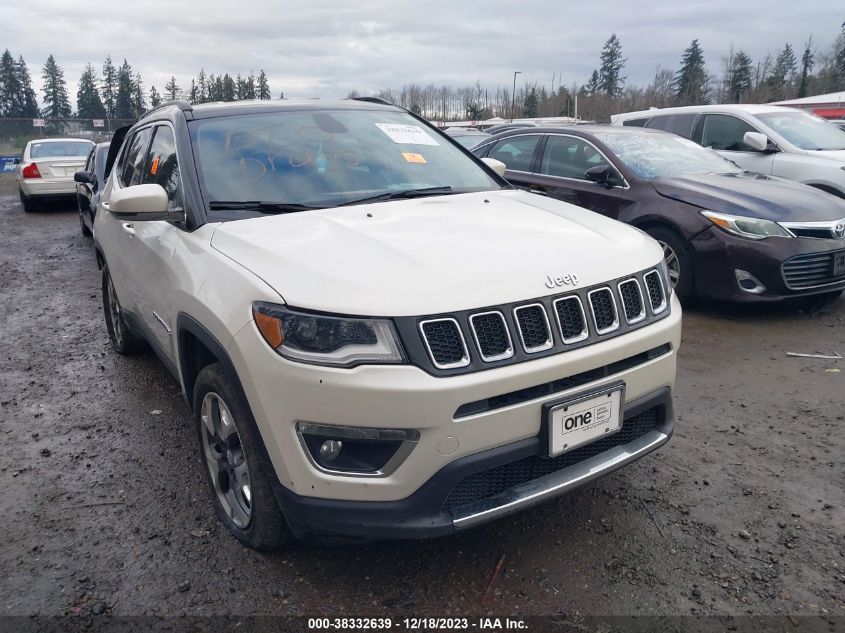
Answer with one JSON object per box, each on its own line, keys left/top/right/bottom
{"left": 189, "top": 109, "right": 500, "bottom": 209}
{"left": 595, "top": 132, "right": 741, "bottom": 179}
{"left": 452, "top": 134, "right": 489, "bottom": 148}
{"left": 30, "top": 141, "right": 93, "bottom": 158}
{"left": 755, "top": 110, "right": 845, "bottom": 151}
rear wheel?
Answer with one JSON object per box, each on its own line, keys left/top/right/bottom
{"left": 19, "top": 188, "right": 34, "bottom": 213}
{"left": 102, "top": 265, "right": 147, "bottom": 354}
{"left": 646, "top": 227, "right": 694, "bottom": 301}
{"left": 193, "top": 363, "right": 290, "bottom": 550}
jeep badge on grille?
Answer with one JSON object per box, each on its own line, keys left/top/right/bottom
{"left": 545, "top": 273, "right": 580, "bottom": 289}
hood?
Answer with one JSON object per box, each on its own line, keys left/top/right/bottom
{"left": 210, "top": 190, "right": 662, "bottom": 316}
{"left": 811, "top": 149, "right": 845, "bottom": 162}
{"left": 650, "top": 173, "right": 845, "bottom": 221}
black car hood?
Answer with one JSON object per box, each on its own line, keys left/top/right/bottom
{"left": 650, "top": 172, "right": 845, "bottom": 221}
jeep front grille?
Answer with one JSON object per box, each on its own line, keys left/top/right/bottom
{"left": 643, "top": 270, "right": 667, "bottom": 314}
{"left": 409, "top": 266, "right": 671, "bottom": 375}
{"left": 618, "top": 278, "right": 646, "bottom": 324}
{"left": 469, "top": 311, "right": 513, "bottom": 362}
{"left": 419, "top": 318, "right": 469, "bottom": 369}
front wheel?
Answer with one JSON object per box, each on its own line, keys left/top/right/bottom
{"left": 646, "top": 227, "right": 694, "bottom": 301}
{"left": 193, "top": 363, "right": 290, "bottom": 550}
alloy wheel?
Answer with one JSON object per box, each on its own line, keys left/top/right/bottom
{"left": 200, "top": 392, "right": 253, "bottom": 529}
{"left": 657, "top": 240, "right": 681, "bottom": 288}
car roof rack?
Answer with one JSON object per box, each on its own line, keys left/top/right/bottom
{"left": 142, "top": 100, "right": 194, "bottom": 118}
{"left": 348, "top": 96, "right": 395, "bottom": 107}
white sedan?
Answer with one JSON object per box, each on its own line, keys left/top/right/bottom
{"left": 16, "top": 137, "right": 94, "bottom": 212}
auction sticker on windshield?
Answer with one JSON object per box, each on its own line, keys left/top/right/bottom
{"left": 546, "top": 385, "right": 624, "bottom": 456}
{"left": 376, "top": 123, "right": 439, "bottom": 146}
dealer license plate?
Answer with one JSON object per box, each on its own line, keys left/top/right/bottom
{"left": 547, "top": 387, "right": 623, "bottom": 457}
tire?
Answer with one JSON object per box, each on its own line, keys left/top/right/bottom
{"left": 19, "top": 188, "right": 35, "bottom": 213}
{"left": 101, "top": 265, "right": 147, "bottom": 354}
{"left": 646, "top": 227, "right": 694, "bottom": 301}
{"left": 193, "top": 363, "right": 290, "bottom": 550}
{"left": 79, "top": 211, "right": 92, "bottom": 237}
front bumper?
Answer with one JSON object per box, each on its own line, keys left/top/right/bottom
{"left": 689, "top": 227, "right": 845, "bottom": 301}
{"left": 273, "top": 387, "right": 672, "bottom": 539}
{"left": 228, "top": 295, "right": 680, "bottom": 510}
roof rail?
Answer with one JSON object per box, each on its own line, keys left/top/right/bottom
{"left": 142, "top": 100, "right": 194, "bottom": 118}
{"left": 348, "top": 96, "right": 395, "bottom": 107}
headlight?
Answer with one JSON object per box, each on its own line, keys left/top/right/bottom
{"left": 701, "top": 211, "right": 792, "bottom": 240}
{"left": 252, "top": 303, "right": 405, "bottom": 367}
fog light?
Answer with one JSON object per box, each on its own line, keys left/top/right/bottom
{"left": 297, "top": 423, "right": 419, "bottom": 476}
{"left": 319, "top": 439, "right": 343, "bottom": 462}
{"left": 735, "top": 269, "right": 766, "bottom": 294}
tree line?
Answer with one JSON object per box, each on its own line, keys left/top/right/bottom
{"left": 0, "top": 51, "right": 274, "bottom": 121}
{"left": 356, "top": 22, "right": 845, "bottom": 123}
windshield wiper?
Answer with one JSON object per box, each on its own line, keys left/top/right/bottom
{"left": 338, "top": 186, "right": 455, "bottom": 206}
{"left": 208, "top": 200, "right": 323, "bottom": 214}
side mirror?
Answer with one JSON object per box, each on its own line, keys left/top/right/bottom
{"left": 74, "top": 170, "right": 94, "bottom": 184}
{"left": 481, "top": 157, "right": 507, "bottom": 178}
{"left": 108, "top": 184, "right": 170, "bottom": 218}
{"left": 743, "top": 131, "right": 769, "bottom": 152}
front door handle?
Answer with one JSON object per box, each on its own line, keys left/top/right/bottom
{"left": 121, "top": 223, "right": 135, "bottom": 237}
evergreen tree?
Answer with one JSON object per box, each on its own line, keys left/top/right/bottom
{"left": 215, "top": 75, "right": 224, "bottom": 101}
{"left": 188, "top": 79, "right": 198, "bottom": 105}
{"left": 164, "top": 75, "right": 180, "bottom": 101}
{"left": 41, "top": 54, "right": 72, "bottom": 118}
{"left": 835, "top": 21, "right": 845, "bottom": 88}
{"left": 598, "top": 34, "right": 626, "bottom": 97}
{"left": 132, "top": 72, "right": 146, "bottom": 116}
{"left": 101, "top": 55, "right": 117, "bottom": 118}
{"left": 236, "top": 73, "right": 245, "bottom": 100}
{"left": 0, "top": 49, "right": 23, "bottom": 116}
{"left": 728, "top": 51, "right": 754, "bottom": 102}
{"left": 673, "top": 39, "right": 709, "bottom": 105}
{"left": 257, "top": 69, "right": 270, "bottom": 99}
{"left": 207, "top": 74, "right": 217, "bottom": 101}
{"left": 197, "top": 69, "right": 208, "bottom": 103}
{"left": 76, "top": 63, "right": 106, "bottom": 119}
{"left": 767, "top": 43, "right": 797, "bottom": 100}
{"left": 522, "top": 86, "right": 538, "bottom": 117}
{"left": 114, "top": 59, "right": 134, "bottom": 119}
{"left": 17, "top": 56, "right": 39, "bottom": 117}
{"left": 245, "top": 72, "right": 256, "bottom": 100}
{"left": 797, "top": 37, "right": 815, "bottom": 98}
{"left": 222, "top": 73, "right": 236, "bottom": 101}
{"left": 584, "top": 70, "right": 600, "bottom": 97}
{"left": 149, "top": 85, "right": 162, "bottom": 108}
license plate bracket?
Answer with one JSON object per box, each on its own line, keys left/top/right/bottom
{"left": 541, "top": 382, "right": 625, "bottom": 458}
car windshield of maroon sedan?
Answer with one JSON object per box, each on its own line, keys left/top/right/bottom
{"left": 594, "top": 131, "right": 742, "bottom": 179}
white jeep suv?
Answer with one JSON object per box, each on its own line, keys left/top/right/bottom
{"left": 611, "top": 104, "right": 845, "bottom": 198}
{"left": 95, "top": 99, "right": 681, "bottom": 548}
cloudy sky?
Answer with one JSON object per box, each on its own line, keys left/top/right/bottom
{"left": 2, "top": 0, "right": 843, "bottom": 102}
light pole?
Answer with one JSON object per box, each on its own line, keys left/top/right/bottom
{"left": 511, "top": 71, "right": 521, "bottom": 122}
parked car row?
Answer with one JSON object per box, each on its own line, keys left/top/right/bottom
{"left": 473, "top": 124, "right": 845, "bottom": 302}
{"left": 33, "top": 98, "right": 681, "bottom": 548}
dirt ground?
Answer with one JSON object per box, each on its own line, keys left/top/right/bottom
{"left": 1, "top": 174, "right": 843, "bottom": 626}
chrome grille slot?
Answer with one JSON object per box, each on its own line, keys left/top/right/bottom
{"left": 553, "top": 296, "right": 588, "bottom": 343}
{"left": 618, "top": 278, "right": 646, "bottom": 324}
{"left": 513, "top": 304, "right": 553, "bottom": 353}
{"left": 643, "top": 270, "right": 667, "bottom": 314}
{"left": 419, "top": 318, "right": 469, "bottom": 369}
{"left": 469, "top": 311, "right": 513, "bottom": 362}
{"left": 782, "top": 252, "right": 845, "bottom": 289}
{"left": 588, "top": 287, "right": 619, "bottom": 334}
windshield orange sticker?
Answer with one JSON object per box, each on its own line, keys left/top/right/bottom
{"left": 150, "top": 156, "right": 160, "bottom": 175}
{"left": 402, "top": 152, "right": 427, "bottom": 164}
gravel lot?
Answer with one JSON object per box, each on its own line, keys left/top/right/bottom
{"left": 1, "top": 174, "right": 843, "bottom": 625}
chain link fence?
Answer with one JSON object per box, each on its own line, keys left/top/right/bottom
{"left": 1, "top": 117, "right": 136, "bottom": 172}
